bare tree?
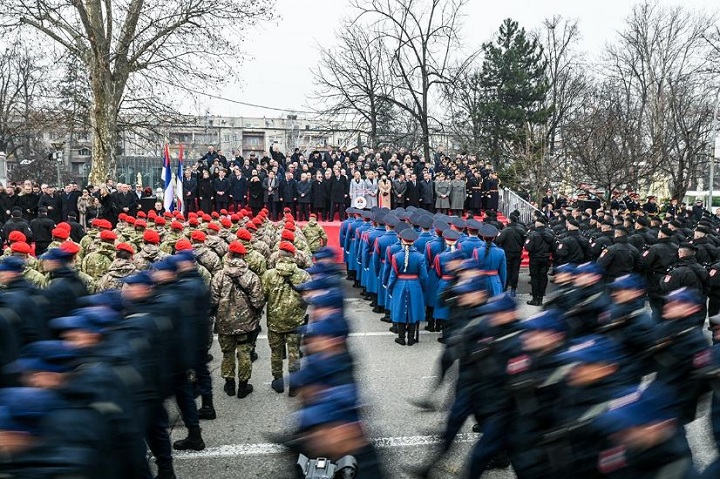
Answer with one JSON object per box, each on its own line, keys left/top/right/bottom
{"left": 0, "top": 0, "right": 275, "bottom": 185}
{"left": 350, "top": 0, "right": 471, "bottom": 162}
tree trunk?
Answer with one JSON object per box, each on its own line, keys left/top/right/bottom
{"left": 88, "top": 67, "right": 118, "bottom": 186}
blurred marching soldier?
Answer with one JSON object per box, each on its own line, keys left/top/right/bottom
{"left": 262, "top": 241, "right": 311, "bottom": 394}
{"left": 387, "top": 228, "right": 428, "bottom": 346}
{"left": 472, "top": 224, "right": 506, "bottom": 296}
{"left": 641, "top": 225, "right": 679, "bottom": 321}
{"left": 38, "top": 247, "right": 89, "bottom": 322}
{"left": 211, "top": 241, "right": 265, "bottom": 399}
{"left": 661, "top": 243, "right": 709, "bottom": 325}
{"left": 0, "top": 257, "right": 45, "bottom": 347}
{"left": 96, "top": 242, "right": 139, "bottom": 291}
{"left": 524, "top": 216, "right": 555, "bottom": 306}
{"left": 495, "top": 213, "right": 526, "bottom": 297}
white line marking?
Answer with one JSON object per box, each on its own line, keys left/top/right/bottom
{"left": 174, "top": 433, "right": 477, "bottom": 459}
{"left": 253, "top": 331, "right": 435, "bottom": 340}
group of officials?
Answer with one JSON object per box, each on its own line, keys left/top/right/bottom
{"left": 341, "top": 200, "right": 720, "bottom": 477}
{"left": 0, "top": 205, "right": 333, "bottom": 478}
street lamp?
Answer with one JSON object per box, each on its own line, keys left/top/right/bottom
{"left": 50, "top": 140, "right": 65, "bottom": 188}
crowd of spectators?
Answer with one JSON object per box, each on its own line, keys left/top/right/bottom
{"left": 181, "top": 145, "right": 502, "bottom": 221}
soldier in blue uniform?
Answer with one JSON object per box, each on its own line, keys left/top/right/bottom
{"left": 472, "top": 224, "right": 507, "bottom": 296}
{"left": 352, "top": 211, "right": 373, "bottom": 293}
{"left": 429, "top": 229, "right": 464, "bottom": 332}
{"left": 360, "top": 211, "right": 386, "bottom": 308}
{"left": 382, "top": 223, "right": 409, "bottom": 326}
{"left": 387, "top": 228, "right": 428, "bottom": 346}
{"left": 423, "top": 220, "right": 447, "bottom": 319}
{"left": 459, "top": 219, "right": 484, "bottom": 255}
{"left": 344, "top": 209, "right": 363, "bottom": 286}
{"left": 340, "top": 208, "right": 355, "bottom": 278}
{"left": 374, "top": 214, "right": 399, "bottom": 318}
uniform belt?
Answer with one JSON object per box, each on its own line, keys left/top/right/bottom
{"left": 441, "top": 275, "right": 454, "bottom": 280}
{"left": 398, "top": 274, "right": 419, "bottom": 279}
{"left": 481, "top": 270, "right": 499, "bottom": 276}
{"left": 381, "top": 260, "right": 386, "bottom": 263}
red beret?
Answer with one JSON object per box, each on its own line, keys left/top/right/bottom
{"left": 175, "top": 212, "right": 185, "bottom": 220}
{"left": 220, "top": 209, "right": 228, "bottom": 216}
{"left": 56, "top": 222, "right": 71, "bottom": 232}
{"left": 163, "top": 211, "right": 173, "bottom": 218}
{"left": 278, "top": 241, "right": 296, "bottom": 254}
{"left": 118, "top": 213, "right": 127, "bottom": 221}
{"left": 246, "top": 222, "right": 257, "bottom": 231}
{"left": 220, "top": 218, "right": 232, "bottom": 228}
{"left": 116, "top": 242, "right": 135, "bottom": 254}
{"left": 236, "top": 228, "right": 252, "bottom": 241}
{"left": 309, "top": 213, "right": 317, "bottom": 218}
{"left": 202, "top": 214, "right": 212, "bottom": 222}
{"left": 51, "top": 227, "right": 69, "bottom": 239}
{"left": 206, "top": 222, "right": 220, "bottom": 232}
{"left": 147, "top": 210, "right": 157, "bottom": 218}
{"left": 252, "top": 217, "right": 262, "bottom": 226}
{"left": 10, "top": 241, "right": 32, "bottom": 255}
{"left": 60, "top": 242, "right": 80, "bottom": 255}
{"left": 281, "top": 230, "right": 295, "bottom": 242}
{"left": 284, "top": 222, "right": 295, "bottom": 232}
{"left": 228, "top": 241, "right": 247, "bottom": 255}
{"left": 230, "top": 214, "right": 240, "bottom": 222}
{"left": 211, "top": 212, "right": 220, "bottom": 219}
{"left": 283, "top": 207, "right": 291, "bottom": 213}
{"left": 188, "top": 212, "right": 198, "bottom": 219}
{"left": 8, "top": 231, "right": 26, "bottom": 243}
{"left": 96, "top": 220, "right": 112, "bottom": 230}
{"left": 154, "top": 217, "right": 166, "bottom": 226}
{"left": 171, "top": 221, "right": 184, "bottom": 231}
{"left": 189, "top": 218, "right": 199, "bottom": 227}
{"left": 125, "top": 216, "right": 136, "bottom": 225}
{"left": 196, "top": 210, "right": 204, "bottom": 216}
{"left": 90, "top": 219, "right": 102, "bottom": 228}
{"left": 137, "top": 211, "right": 147, "bottom": 218}
{"left": 175, "top": 239, "right": 193, "bottom": 251}
{"left": 143, "top": 230, "right": 160, "bottom": 244}
{"left": 238, "top": 209, "right": 247, "bottom": 217}
{"left": 191, "top": 230, "right": 206, "bottom": 242}
{"left": 100, "top": 230, "right": 117, "bottom": 241}
{"left": 135, "top": 220, "right": 147, "bottom": 229}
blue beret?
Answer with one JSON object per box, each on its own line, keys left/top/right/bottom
{"left": 39, "top": 247, "right": 73, "bottom": 262}
{"left": 443, "top": 229, "right": 461, "bottom": 241}
{"left": 521, "top": 309, "right": 567, "bottom": 333}
{"left": 289, "top": 353, "right": 352, "bottom": 389}
{"left": 306, "top": 262, "right": 340, "bottom": 277}
{"left": 399, "top": 228, "right": 419, "bottom": 242}
{"left": 0, "top": 256, "right": 25, "bottom": 273}
{"left": 608, "top": 273, "right": 645, "bottom": 291}
{"left": 0, "top": 388, "right": 64, "bottom": 434}
{"left": 295, "top": 276, "right": 336, "bottom": 292}
{"left": 453, "top": 275, "right": 489, "bottom": 295}
{"left": 558, "top": 335, "right": 624, "bottom": 365}
{"left": 300, "top": 316, "right": 349, "bottom": 339}
{"left": 174, "top": 250, "right": 196, "bottom": 262}
{"left": 458, "top": 257, "right": 481, "bottom": 271}
{"left": 574, "top": 261, "right": 603, "bottom": 276}
{"left": 50, "top": 306, "right": 119, "bottom": 334}
{"left": 312, "top": 247, "right": 336, "bottom": 261}
{"left": 6, "top": 340, "right": 80, "bottom": 374}
{"left": 152, "top": 258, "right": 178, "bottom": 272}
{"left": 306, "top": 289, "right": 344, "bottom": 309}
{"left": 554, "top": 263, "right": 576, "bottom": 275}
{"left": 446, "top": 249, "right": 466, "bottom": 261}
{"left": 475, "top": 293, "right": 516, "bottom": 315}
{"left": 296, "top": 384, "right": 359, "bottom": 430}
{"left": 594, "top": 383, "right": 676, "bottom": 435}
{"left": 122, "top": 271, "right": 154, "bottom": 286}
{"left": 478, "top": 224, "right": 499, "bottom": 238}
{"left": 665, "top": 287, "right": 703, "bottom": 305}
{"left": 79, "top": 290, "right": 124, "bottom": 311}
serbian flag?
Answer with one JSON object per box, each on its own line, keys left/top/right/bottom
{"left": 162, "top": 143, "right": 175, "bottom": 211}
{"left": 175, "top": 144, "right": 184, "bottom": 212}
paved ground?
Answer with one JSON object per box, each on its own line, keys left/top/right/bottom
{"left": 165, "top": 272, "right": 718, "bottom": 478}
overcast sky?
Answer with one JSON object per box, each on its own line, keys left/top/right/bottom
{"left": 195, "top": 0, "right": 717, "bottom": 119}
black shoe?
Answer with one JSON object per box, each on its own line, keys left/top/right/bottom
{"left": 372, "top": 306, "right": 384, "bottom": 313}
{"left": 380, "top": 315, "right": 392, "bottom": 323}
{"left": 250, "top": 350, "right": 259, "bottom": 362}
{"left": 206, "top": 353, "right": 213, "bottom": 363}
{"left": 437, "top": 336, "right": 446, "bottom": 344}
{"left": 472, "top": 423, "right": 482, "bottom": 433}
{"left": 237, "top": 382, "right": 254, "bottom": 398}
{"left": 288, "top": 386, "right": 297, "bottom": 398}
{"left": 407, "top": 337, "right": 416, "bottom": 346}
{"left": 424, "top": 320, "right": 435, "bottom": 331}
{"left": 223, "top": 378, "right": 236, "bottom": 396}
{"left": 389, "top": 324, "right": 398, "bottom": 333}
{"left": 198, "top": 395, "right": 216, "bottom": 420}
{"left": 395, "top": 337, "right": 406, "bottom": 346}
{"left": 487, "top": 450, "right": 510, "bottom": 469}
{"left": 271, "top": 378, "right": 285, "bottom": 393}
{"left": 172, "top": 426, "right": 205, "bottom": 451}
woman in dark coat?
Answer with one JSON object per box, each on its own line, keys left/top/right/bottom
{"left": 247, "top": 174, "right": 264, "bottom": 214}
{"left": 198, "top": 169, "right": 214, "bottom": 213}
{"left": 98, "top": 186, "right": 117, "bottom": 225}
{"left": 311, "top": 171, "right": 329, "bottom": 221}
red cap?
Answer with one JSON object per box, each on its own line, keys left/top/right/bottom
{"left": 51, "top": 227, "right": 69, "bottom": 239}
{"left": 252, "top": 217, "right": 262, "bottom": 226}
{"left": 118, "top": 213, "right": 127, "bottom": 221}
{"left": 236, "top": 228, "right": 252, "bottom": 241}
{"left": 60, "top": 242, "right": 80, "bottom": 255}
{"left": 283, "top": 207, "right": 291, "bottom": 213}
{"left": 188, "top": 212, "right": 198, "bottom": 219}
{"left": 143, "top": 230, "right": 160, "bottom": 244}
{"left": 155, "top": 217, "right": 166, "bottom": 226}
{"left": 100, "top": 230, "right": 117, "bottom": 241}
{"left": 207, "top": 222, "right": 220, "bottom": 232}
{"left": 220, "top": 209, "right": 228, "bottom": 215}
{"left": 125, "top": 216, "right": 136, "bottom": 225}
{"left": 57, "top": 222, "right": 71, "bottom": 232}
{"left": 220, "top": 218, "right": 232, "bottom": 228}
{"left": 116, "top": 242, "right": 135, "bottom": 254}
{"left": 135, "top": 220, "right": 147, "bottom": 229}
{"left": 175, "top": 239, "right": 193, "bottom": 251}
{"left": 175, "top": 212, "right": 185, "bottom": 220}
{"left": 278, "top": 241, "right": 296, "bottom": 254}
{"left": 189, "top": 218, "right": 199, "bottom": 227}
{"left": 191, "top": 230, "right": 206, "bottom": 242}
{"left": 284, "top": 221, "right": 295, "bottom": 232}
{"left": 202, "top": 214, "right": 212, "bottom": 222}
{"left": 228, "top": 241, "right": 247, "bottom": 255}
{"left": 163, "top": 211, "right": 173, "bottom": 218}
{"left": 196, "top": 210, "right": 204, "bottom": 216}
{"left": 246, "top": 222, "right": 257, "bottom": 231}
{"left": 147, "top": 210, "right": 157, "bottom": 219}
{"left": 171, "top": 221, "right": 184, "bottom": 231}
{"left": 309, "top": 213, "right": 317, "bottom": 218}
{"left": 137, "top": 211, "right": 147, "bottom": 218}
{"left": 211, "top": 212, "right": 220, "bottom": 219}
{"left": 10, "top": 241, "right": 32, "bottom": 255}
{"left": 281, "top": 230, "right": 295, "bottom": 242}
{"left": 230, "top": 214, "right": 240, "bottom": 222}
{"left": 96, "top": 220, "right": 112, "bottom": 230}
{"left": 8, "top": 231, "right": 26, "bottom": 243}
{"left": 238, "top": 209, "right": 247, "bottom": 217}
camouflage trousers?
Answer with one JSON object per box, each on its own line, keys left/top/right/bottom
{"left": 218, "top": 333, "right": 252, "bottom": 382}
{"left": 268, "top": 330, "right": 300, "bottom": 379}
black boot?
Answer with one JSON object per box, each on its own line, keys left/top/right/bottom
{"left": 424, "top": 319, "right": 435, "bottom": 331}
{"left": 250, "top": 348, "right": 259, "bottom": 362}
{"left": 198, "top": 395, "right": 216, "bottom": 420}
{"left": 370, "top": 294, "right": 377, "bottom": 307}
{"left": 435, "top": 321, "right": 444, "bottom": 333}
{"left": 172, "top": 425, "right": 205, "bottom": 451}
{"left": 407, "top": 323, "right": 418, "bottom": 346}
{"left": 380, "top": 311, "right": 392, "bottom": 323}
{"left": 237, "top": 381, "right": 254, "bottom": 398}
{"left": 223, "top": 378, "right": 236, "bottom": 396}
{"left": 389, "top": 323, "right": 398, "bottom": 333}
{"left": 271, "top": 377, "right": 285, "bottom": 393}
{"left": 154, "top": 466, "right": 177, "bottom": 479}
{"left": 206, "top": 353, "right": 213, "bottom": 363}
{"left": 394, "top": 323, "right": 407, "bottom": 346}
{"left": 372, "top": 304, "right": 384, "bottom": 313}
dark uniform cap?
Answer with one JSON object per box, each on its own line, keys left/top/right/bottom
{"left": 575, "top": 261, "right": 603, "bottom": 276}
{"left": 566, "top": 218, "right": 580, "bottom": 228}
{"left": 535, "top": 216, "right": 548, "bottom": 225}
{"left": 395, "top": 223, "right": 410, "bottom": 233}
{"left": 636, "top": 216, "right": 649, "bottom": 227}
{"left": 418, "top": 215, "right": 434, "bottom": 229}
{"left": 474, "top": 293, "right": 516, "bottom": 315}
{"left": 443, "top": 229, "right": 461, "bottom": 241}
{"left": 465, "top": 219, "right": 482, "bottom": 230}
{"left": 0, "top": 257, "right": 25, "bottom": 273}
{"left": 450, "top": 217, "right": 466, "bottom": 229}
{"left": 696, "top": 225, "right": 710, "bottom": 235}
{"left": 122, "top": 271, "right": 154, "bottom": 285}
{"left": 615, "top": 226, "right": 629, "bottom": 234}
{"left": 312, "top": 247, "right": 336, "bottom": 261}
{"left": 678, "top": 242, "right": 698, "bottom": 252}
{"left": 608, "top": 273, "right": 645, "bottom": 291}
{"left": 399, "top": 228, "right": 419, "bottom": 242}
{"left": 433, "top": 220, "right": 450, "bottom": 232}
{"left": 478, "top": 224, "right": 499, "bottom": 238}
{"left": 384, "top": 215, "right": 400, "bottom": 227}
{"left": 665, "top": 287, "right": 702, "bottom": 305}
{"left": 521, "top": 309, "right": 567, "bottom": 333}
{"left": 594, "top": 383, "right": 675, "bottom": 435}
{"left": 554, "top": 263, "right": 576, "bottom": 275}
{"left": 375, "top": 212, "right": 387, "bottom": 225}
{"left": 452, "top": 275, "right": 488, "bottom": 294}
{"left": 558, "top": 335, "right": 623, "bottom": 365}
{"left": 659, "top": 226, "right": 674, "bottom": 237}
{"left": 299, "top": 316, "right": 349, "bottom": 338}
{"left": 6, "top": 340, "right": 81, "bottom": 374}
{"left": 39, "top": 248, "right": 74, "bottom": 262}
{"left": 409, "top": 212, "right": 423, "bottom": 226}
{"left": 670, "top": 220, "right": 683, "bottom": 228}
{"left": 306, "top": 289, "right": 345, "bottom": 309}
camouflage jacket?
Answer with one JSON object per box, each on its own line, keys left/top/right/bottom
{"left": 96, "top": 259, "right": 138, "bottom": 291}
{"left": 133, "top": 244, "right": 169, "bottom": 270}
{"left": 81, "top": 243, "right": 116, "bottom": 280}
{"left": 24, "top": 267, "right": 48, "bottom": 288}
{"left": 302, "top": 221, "right": 328, "bottom": 253}
{"left": 252, "top": 238, "right": 271, "bottom": 259}
{"left": 261, "top": 257, "right": 310, "bottom": 332}
{"left": 237, "top": 241, "right": 267, "bottom": 277}
{"left": 211, "top": 258, "right": 265, "bottom": 335}
{"left": 218, "top": 229, "right": 234, "bottom": 245}
{"left": 159, "top": 231, "right": 183, "bottom": 254}
{"left": 193, "top": 244, "right": 222, "bottom": 275}
{"left": 205, "top": 235, "right": 228, "bottom": 259}
{"left": 267, "top": 249, "right": 312, "bottom": 270}
{"left": 5, "top": 249, "right": 42, "bottom": 273}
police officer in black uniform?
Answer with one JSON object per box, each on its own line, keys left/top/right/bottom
{"left": 495, "top": 213, "right": 526, "bottom": 297}
{"left": 589, "top": 221, "right": 614, "bottom": 260}
{"left": 692, "top": 225, "right": 718, "bottom": 265}
{"left": 554, "top": 218, "right": 588, "bottom": 266}
{"left": 596, "top": 226, "right": 641, "bottom": 281}
{"left": 524, "top": 216, "right": 555, "bottom": 306}
{"left": 661, "top": 243, "right": 709, "bottom": 325}
{"left": 641, "top": 225, "right": 679, "bottom": 321}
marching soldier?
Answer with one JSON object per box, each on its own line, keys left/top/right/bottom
{"left": 302, "top": 213, "right": 328, "bottom": 253}
{"left": 80, "top": 230, "right": 117, "bottom": 281}
{"left": 133, "top": 229, "right": 169, "bottom": 270}
{"left": 96, "top": 243, "right": 139, "bottom": 292}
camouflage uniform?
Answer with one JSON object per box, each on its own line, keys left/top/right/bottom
{"left": 76, "top": 269, "right": 97, "bottom": 294}
{"left": 23, "top": 266, "right": 48, "bottom": 288}
{"left": 266, "top": 248, "right": 312, "bottom": 270}
{"left": 252, "top": 238, "right": 271, "bottom": 259}
{"left": 159, "top": 231, "right": 183, "bottom": 254}
{"left": 80, "top": 242, "right": 116, "bottom": 280}
{"left": 133, "top": 244, "right": 169, "bottom": 270}
{"left": 205, "top": 234, "right": 228, "bottom": 259}
{"left": 78, "top": 233, "right": 102, "bottom": 263}
{"left": 218, "top": 229, "right": 234, "bottom": 245}
{"left": 96, "top": 258, "right": 138, "bottom": 291}
{"left": 237, "top": 240, "right": 267, "bottom": 277}
{"left": 261, "top": 255, "right": 310, "bottom": 379}
{"left": 302, "top": 220, "right": 328, "bottom": 253}
{"left": 4, "top": 249, "right": 42, "bottom": 273}
{"left": 192, "top": 243, "right": 222, "bottom": 276}
{"left": 211, "top": 257, "right": 265, "bottom": 382}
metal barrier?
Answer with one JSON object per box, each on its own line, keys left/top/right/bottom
{"left": 498, "top": 187, "right": 540, "bottom": 224}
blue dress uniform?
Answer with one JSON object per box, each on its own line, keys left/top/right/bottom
{"left": 374, "top": 216, "right": 400, "bottom": 314}
{"left": 459, "top": 219, "right": 485, "bottom": 256}
{"left": 424, "top": 221, "right": 448, "bottom": 311}
{"left": 432, "top": 230, "right": 464, "bottom": 325}
{"left": 340, "top": 208, "right": 355, "bottom": 266}
{"left": 414, "top": 215, "right": 435, "bottom": 254}
{"left": 387, "top": 228, "right": 428, "bottom": 346}
{"left": 472, "top": 224, "right": 507, "bottom": 296}
{"left": 344, "top": 211, "right": 364, "bottom": 283}
{"left": 362, "top": 219, "right": 387, "bottom": 304}
{"left": 351, "top": 214, "right": 372, "bottom": 286}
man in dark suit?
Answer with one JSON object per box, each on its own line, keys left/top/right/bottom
{"left": 183, "top": 169, "right": 198, "bottom": 214}
{"left": 419, "top": 172, "right": 434, "bottom": 212}
{"left": 229, "top": 168, "right": 247, "bottom": 211}
{"left": 61, "top": 183, "right": 81, "bottom": 221}
{"left": 213, "top": 168, "right": 230, "bottom": 212}
{"left": 279, "top": 171, "right": 297, "bottom": 217}
{"left": 405, "top": 173, "right": 420, "bottom": 208}
{"left": 38, "top": 186, "right": 62, "bottom": 224}
{"left": 329, "top": 169, "right": 349, "bottom": 222}
{"left": 113, "top": 183, "right": 137, "bottom": 218}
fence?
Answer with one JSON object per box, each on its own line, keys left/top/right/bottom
{"left": 498, "top": 187, "right": 540, "bottom": 224}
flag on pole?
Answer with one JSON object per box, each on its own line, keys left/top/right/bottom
{"left": 162, "top": 143, "right": 175, "bottom": 212}
{"left": 175, "top": 143, "right": 184, "bottom": 213}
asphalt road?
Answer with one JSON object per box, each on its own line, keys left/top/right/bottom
{"left": 166, "top": 273, "right": 718, "bottom": 478}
